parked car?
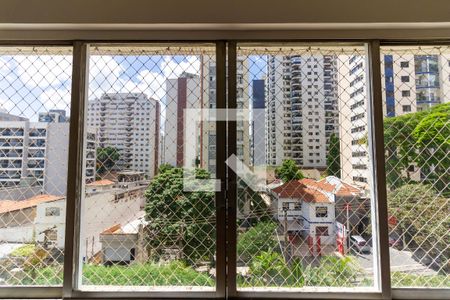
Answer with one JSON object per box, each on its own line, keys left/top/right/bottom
{"left": 350, "top": 235, "right": 371, "bottom": 253}
{"left": 389, "top": 236, "right": 402, "bottom": 248}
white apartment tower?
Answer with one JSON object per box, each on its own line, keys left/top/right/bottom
{"left": 339, "top": 52, "right": 450, "bottom": 189}
{"left": 266, "top": 54, "right": 339, "bottom": 169}
{"left": 0, "top": 110, "right": 96, "bottom": 194}
{"left": 87, "top": 93, "right": 160, "bottom": 178}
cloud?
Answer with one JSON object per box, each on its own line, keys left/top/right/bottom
{"left": 39, "top": 86, "right": 72, "bottom": 112}
{"left": 122, "top": 69, "right": 167, "bottom": 101}
{"left": 160, "top": 56, "right": 200, "bottom": 79}
{"left": 15, "top": 55, "right": 72, "bottom": 89}
{"left": 88, "top": 55, "right": 125, "bottom": 99}
{"left": 0, "top": 52, "right": 205, "bottom": 120}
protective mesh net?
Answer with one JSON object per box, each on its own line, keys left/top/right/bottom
{"left": 235, "top": 44, "right": 376, "bottom": 290}
{"left": 380, "top": 46, "right": 449, "bottom": 288}
{"left": 80, "top": 44, "right": 217, "bottom": 291}
{"left": 0, "top": 46, "right": 72, "bottom": 286}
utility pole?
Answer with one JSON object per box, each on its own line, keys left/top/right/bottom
{"left": 283, "top": 208, "right": 289, "bottom": 261}
{"left": 346, "top": 202, "right": 351, "bottom": 253}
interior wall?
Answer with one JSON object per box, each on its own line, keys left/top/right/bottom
{"left": 0, "top": 0, "right": 449, "bottom": 40}
{"left": 1, "top": 0, "right": 450, "bottom": 25}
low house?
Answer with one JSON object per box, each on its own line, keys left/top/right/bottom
{"left": 271, "top": 180, "right": 336, "bottom": 245}
{"left": 99, "top": 212, "right": 148, "bottom": 265}
{"left": 0, "top": 194, "right": 65, "bottom": 247}
{"left": 300, "top": 176, "right": 368, "bottom": 235}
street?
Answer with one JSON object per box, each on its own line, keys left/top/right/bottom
{"left": 354, "top": 247, "right": 439, "bottom": 275}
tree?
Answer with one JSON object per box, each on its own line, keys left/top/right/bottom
{"left": 387, "top": 183, "right": 449, "bottom": 263}
{"left": 412, "top": 112, "right": 450, "bottom": 195}
{"left": 158, "top": 163, "right": 174, "bottom": 175}
{"left": 275, "top": 159, "right": 304, "bottom": 182}
{"left": 326, "top": 133, "right": 341, "bottom": 177}
{"left": 237, "top": 221, "right": 278, "bottom": 263}
{"left": 96, "top": 146, "right": 120, "bottom": 174}
{"left": 384, "top": 103, "right": 449, "bottom": 194}
{"left": 144, "top": 167, "right": 215, "bottom": 264}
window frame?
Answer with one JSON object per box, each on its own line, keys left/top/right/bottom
{"left": 0, "top": 39, "right": 448, "bottom": 300}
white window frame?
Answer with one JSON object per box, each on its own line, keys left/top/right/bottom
{"left": 0, "top": 38, "right": 448, "bottom": 300}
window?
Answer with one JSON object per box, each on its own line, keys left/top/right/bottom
{"left": 45, "top": 207, "right": 61, "bottom": 216}
{"left": 402, "top": 105, "right": 411, "bottom": 112}
{"left": 400, "top": 61, "right": 409, "bottom": 68}
{"left": 401, "top": 75, "right": 410, "bottom": 82}
{"left": 3, "top": 41, "right": 448, "bottom": 299}
{"left": 0, "top": 46, "right": 72, "bottom": 288}
{"left": 401, "top": 90, "right": 411, "bottom": 97}
{"left": 315, "top": 206, "right": 328, "bottom": 218}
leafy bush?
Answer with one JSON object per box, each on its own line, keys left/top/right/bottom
{"left": 10, "top": 244, "right": 36, "bottom": 257}
{"left": 239, "top": 254, "right": 362, "bottom": 288}
{"left": 10, "top": 261, "right": 213, "bottom": 286}
{"left": 237, "top": 221, "right": 278, "bottom": 263}
{"left": 391, "top": 271, "right": 450, "bottom": 288}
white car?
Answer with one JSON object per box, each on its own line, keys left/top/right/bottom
{"left": 350, "top": 235, "right": 371, "bottom": 253}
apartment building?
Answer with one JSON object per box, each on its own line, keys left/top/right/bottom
{"left": 0, "top": 110, "right": 96, "bottom": 194}
{"left": 266, "top": 54, "right": 339, "bottom": 169}
{"left": 251, "top": 79, "right": 266, "bottom": 167}
{"left": 163, "top": 57, "right": 250, "bottom": 174}
{"left": 339, "top": 53, "right": 450, "bottom": 188}
{"left": 87, "top": 93, "right": 160, "bottom": 178}
{"left": 38, "top": 109, "right": 69, "bottom": 123}
{"left": 164, "top": 72, "right": 202, "bottom": 169}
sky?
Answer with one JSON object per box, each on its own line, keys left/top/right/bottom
{"left": 0, "top": 51, "right": 268, "bottom": 122}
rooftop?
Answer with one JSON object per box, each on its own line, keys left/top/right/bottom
{"left": 271, "top": 181, "right": 330, "bottom": 203}
{"left": 87, "top": 179, "right": 115, "bottom": 187}
{"left": 101, "top": 211, "right": 148, "bottom": 235}
{"left": 0, "top": 194, "right": 64, "bottom": 214}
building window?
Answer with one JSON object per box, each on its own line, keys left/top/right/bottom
{"left": 315, "top": 206, "right": 328, "bottom": 218}
{"left": 400, "top": 61, "right": 409, "bottom": 68}
{"left": 402, "top": 105, "right": 412, "bottom": 112}
{"left": 316, "top": 226, "right": 329, "bottom": 236}
{"left": 45, "top": 207, "right": 60, "bottom": 217}
{"left": 401, "top": 90, "right": 411, "bottom": 97}
{"left": 401, "top": 76, "right": 410, "bottom": 82}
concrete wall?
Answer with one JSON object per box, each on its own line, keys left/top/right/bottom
{"left": 0, "top": 225, "right": 35, "bottom": 243}
{"left": 35, "top": 199, "right": 66, "bottom": 248}
{"left": 44, "top": 123, "right": 69, "bottom": 196}
{"left": 79, "top": 190, "right": 143, "bottom": 260}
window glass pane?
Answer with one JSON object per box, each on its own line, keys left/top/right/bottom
{"left": 381, "top": 46, "right": 450, "bottom": 288}
{"left": 0, "top": 46, "right": 72, "bottom": 286}
{"left": 80, "top": 44, "right": 217, "bottom": 291}
{"left": 235, "top": 44, "right": 376, "bottom": 291}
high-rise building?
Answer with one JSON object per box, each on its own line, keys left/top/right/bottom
{"left": 0, "top": 111, "right": 96, "bottom": 194}
{"left": 163, "top": 57, "right": 250, "bottom": 175}
{"left": 251, "top": 79, "right": 266, "bottom": 166}
{"left": 87, "top": 93, "right": 160, "bottom": 178}
{"left": 164, "top": 72, "right": 202, "bottom": 168}
{"left": 266, "top": 54, "right": 339, "bottom": 169}
{"left": 38, "top": 109, "right": 69, "bottom": 123}
{"left": 339, "top": 54, "right": 450, "bottom": 189}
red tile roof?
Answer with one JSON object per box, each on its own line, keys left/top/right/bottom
{"left": 272, "top": 180, "right": 330, "bottom": 203}
{"left": 317, "top": 178, "right": 361, "bottom": 196}
{"left": 0, "top": 194, "right": 64, "bottom": 214}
